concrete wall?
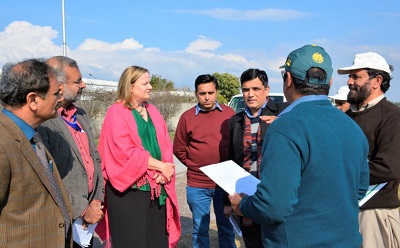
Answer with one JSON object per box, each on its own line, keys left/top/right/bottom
{"left": 168, "top": 103, "right": 195, "bottom": 131}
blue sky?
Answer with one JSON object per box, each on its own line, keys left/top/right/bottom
{"left": 1, "top": 0, "right": 400, "bottom": 101}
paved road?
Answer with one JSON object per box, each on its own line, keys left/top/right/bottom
{"left": 174, "top": 155, "right": 187, "bottom": 175}
{"left": 173, "top": 155, "right": 217, "bottom": 232}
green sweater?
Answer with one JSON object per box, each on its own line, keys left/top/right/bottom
{"left": 240, "top": 98, "right": 369, "bottom": 247}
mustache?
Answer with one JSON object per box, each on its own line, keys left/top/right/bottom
{"left": 349, "top": 85, "right": 358, "bottom": 91}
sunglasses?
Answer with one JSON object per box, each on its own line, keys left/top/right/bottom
{"left": 281, "top": 70, "right": 288, "bottom": 81}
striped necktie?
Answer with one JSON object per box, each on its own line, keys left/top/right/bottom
{"left": 33, "top": 132, "right": 70, "bottom": 234}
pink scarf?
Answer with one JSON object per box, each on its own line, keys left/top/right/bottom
{"left": 95, "top": 102, "right": 181, "bottom": 247}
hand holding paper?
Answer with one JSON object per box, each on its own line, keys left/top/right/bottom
{"left": 229, "top": 193, "right": 245, "bottom": 216}
{"left": 199, "top": 160, "right": 260, "bottom": 195}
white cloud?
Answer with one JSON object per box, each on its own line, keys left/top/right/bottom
{"left": 219, "top": 54, "right": 247, "bottom": 63}
{"left": 1, "top": 21, "right": 399, "bottom": 101}
{"left": 77, "top": 38, "right": 144, "bottom": 51}
{"left": 0, "top": 21, "right": 61, "bottom": 60}
{"left": 185, "top": 36, "right": 222, "bottom": 53}
{"left": 176, "top": 8, "right": 309, "bottom": 21}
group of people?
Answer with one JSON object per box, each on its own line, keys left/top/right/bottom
{"left": 175, "top": 45, "right": 400, "bottom": 248}
{"left": 0, "top": 59, "right": 179, "bottom": 248}
{"left": 0, "top": 44, "right": 399, "bottom": 248}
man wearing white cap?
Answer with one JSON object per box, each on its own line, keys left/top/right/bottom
{"left": 338, "top": 52, "right": 400, "bottom": 248}
{"left": 332, "top": 86, "right": 350, "bottom": 112}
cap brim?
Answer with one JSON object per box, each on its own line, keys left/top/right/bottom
{"left": 332, "top": 95, "right": 348, "bottom": 101}
{"left": 279, "top": 64, "right": 285, "bottom": 69}
{"left": 337, "top": 65, "right": 363, "bottom": 74}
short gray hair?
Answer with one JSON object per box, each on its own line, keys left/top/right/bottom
{"left": 46, "top": 56, "right": 79, "bottom": 84}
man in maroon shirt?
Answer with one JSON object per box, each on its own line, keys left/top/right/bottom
{"left": 38, "top": 56, "right": 104, "bottom": 248}
{"left": 173, "top": 74, "right": 236, "bottom": 248}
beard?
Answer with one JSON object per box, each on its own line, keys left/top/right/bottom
{"left": 63, "top": 88, "right": 82, "bottom": 103}
{"left": 347, "top": 81, "right": 371, "bottom": 105}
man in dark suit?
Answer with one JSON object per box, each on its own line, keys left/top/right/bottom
{"left": 37, "top": 56, "right": 104, "bottom": 248}
{"left": 224, "top": 68, "right": 288, "bottom": 248}
{"left": 0, "top": 59, "right": 72, "bottom": 247}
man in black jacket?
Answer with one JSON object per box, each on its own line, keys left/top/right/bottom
{"left": 224, "top": 68, "right": 287, "bottom": 248}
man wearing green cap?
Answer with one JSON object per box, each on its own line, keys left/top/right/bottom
{"left": 228, "top": 45, "right": 370, "bottom": 247}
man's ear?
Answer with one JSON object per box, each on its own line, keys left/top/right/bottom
{"left": 26, "top": 92, "right": 38, "bottom": 110}
{"left": 372, "top": 75, "right": 383, "bottom": 90}
{"left": 284, "top": 72, "right": 293, "bottom": 90}
{"left": 59, "top": 83, "right": 65, "bottom": 95}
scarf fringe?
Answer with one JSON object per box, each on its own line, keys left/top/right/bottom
{"left": 136, "top": 172, "right": 162, "bottom": 200}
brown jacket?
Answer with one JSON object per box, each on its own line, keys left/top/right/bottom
{"left": 0, "top": 112, "right": 72, "bottom": 247}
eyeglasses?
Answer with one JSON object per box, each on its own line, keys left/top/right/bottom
{"left": 69, "top": 78, "right": 84, "bottom": 88}
{"left": 281, "top": 70, "right": 287, "bottom": 81}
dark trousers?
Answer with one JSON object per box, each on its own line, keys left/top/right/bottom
{"left": 241, "top": 217, "right": 263, "bottom": 248}
{"left": 106, "top": 182, "right": 168, "bottom": 248}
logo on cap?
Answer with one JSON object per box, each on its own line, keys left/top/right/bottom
{"left": 285, "top": 58, "right": 292, "bottom": 67}
{"left": 312, "top": 52, "right": 324, "bottom": 64}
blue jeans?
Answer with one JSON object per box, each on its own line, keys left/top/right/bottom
{"left": 186, "top": 186, "right": 236, "bottom": 248}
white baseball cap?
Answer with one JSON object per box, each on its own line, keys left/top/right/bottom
{"left": 332, "top": 86, "right": 349, "bottom": 101}
{"left": 337, "top": 52, "right": 392, "bottom": 75}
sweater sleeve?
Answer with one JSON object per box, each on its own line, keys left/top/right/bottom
{"left": 173, "top": 112, "right": 188, "bottom": 166}
{"left": 368, "top": 112, "right": 400, "bottom": 184}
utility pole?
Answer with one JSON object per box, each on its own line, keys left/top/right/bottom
{"left": 62, "top": 0, "right": 67, "bottom": 56}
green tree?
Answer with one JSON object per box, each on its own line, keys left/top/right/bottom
{"left": 212, "top": 72, "right": 240, "bottom": 104}
{"left": 151, "top": 74, "right": 175, "bottom": 91}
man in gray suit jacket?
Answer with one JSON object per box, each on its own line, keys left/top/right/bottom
{"left": 0, "top": 59, "right": 72, "bottom": 247}
{"left": 37, "top": 56, "right": 104, "bottom": 248}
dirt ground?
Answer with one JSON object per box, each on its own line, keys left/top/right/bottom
{"left": 175, "top": 173, "right": 245, "bottom": 247}
{"left": 177, "top": 223, "right": 244, "bottom": 248}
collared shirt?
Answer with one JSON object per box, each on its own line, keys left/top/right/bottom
{"left": 3, "top": 108, "right": 55, "bottom": 170}
{"left": 59, "top": 104, "right": 95, "bottom": 193}
{"left": 278, "top": 95, "right": 329, "bottom": 117}
{"left": 195, "top": 101, "right": 223, "bottom": 115}
{"left": 2, "top": 108, "right": 35, "bottom": 141}
{"left": 244, "top": 100, "right": 268, "bottom": 119}
{"left": 350, "top": 94, "right": 385, "bottom": 112}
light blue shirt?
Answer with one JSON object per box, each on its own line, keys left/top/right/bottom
{"left": 2, "top": 108, "right": 52, "bottom": 170}
{"left": 244, "top": 100, "right": 268, "bottom": 119}
{"left": 278, "top": 95, "right": 329, "bottom": 117}
{"left": 2, "top": 108, "right": 35, "bottom": 141}
{"left": 195, "top": 101, "right": 223, "bottom": 115}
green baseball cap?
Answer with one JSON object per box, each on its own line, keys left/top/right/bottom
{"left": 279, "top": 44, "right": 333, "bottom": 85}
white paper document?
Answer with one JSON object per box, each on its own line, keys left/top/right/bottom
{"left": 199, "top": 160, "right": 260, "bottom": 195}
{"left": 200, "top": 160, "right": 260, "bottom": 237}
{"left": 358, "top": 182, "right": 388, "bottom": 207}
{"left": 72, "top": 218, "right": 98, "bottom": 247}
{"left": 229, "top": 214, "right": 243, "bottom": 237}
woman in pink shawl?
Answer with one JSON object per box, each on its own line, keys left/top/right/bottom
{"left": 96, "top": 66, "right": 181, "bottom": 247}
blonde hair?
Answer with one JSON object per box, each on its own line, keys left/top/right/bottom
{"left": 115, "top": 65, "right": 149, "bottom": 108}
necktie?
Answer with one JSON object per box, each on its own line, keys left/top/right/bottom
{"left": 33, "top": 132, "right": 70, "bottom": 234}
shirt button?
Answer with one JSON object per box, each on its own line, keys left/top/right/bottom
{"left": 59, "top": 223, "right": 65, "bottom": 228}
